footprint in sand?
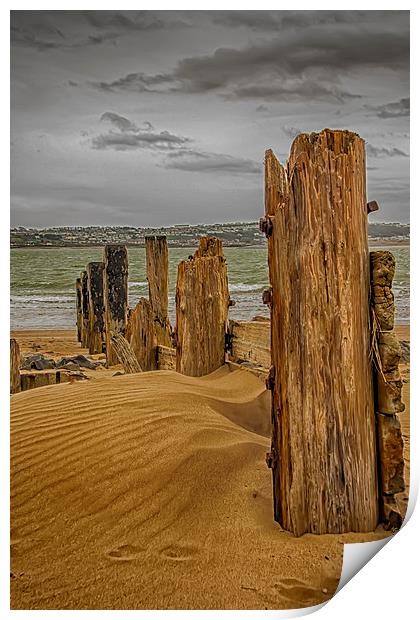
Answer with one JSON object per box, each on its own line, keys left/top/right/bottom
{"left": 159, "top": 543, "right": 199, "bottom": 562}
{"left": 265, "top": 578, "right": 330, "bottom": 606}
{"left": 107, "top": 544, "right": 145, "bottom": 561}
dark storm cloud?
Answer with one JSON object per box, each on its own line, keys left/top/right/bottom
{"left": 11, "top": 11, "right": 188, "bottom": 51}
{"left": 83, "top": 11, "right": 190, "bottom": 32}
{"left": 92, "top": 115, "right": 190, "bottom": 151}
{"left": 212, "top": 10, "right": 390, "bottom": 31}
{"left": 366, "top": 144, "right": 409, "bottom": 158}
{"left": 366, "top": 98, "right": 410, "bottom": 119}
{"left": 164, "top": 150, "right": 261, "bottom": 174}
{"left": 100, "top": 112, "right": 137, "bottom": 132}
{"left": 93, "top": 16, "right": 408, "bottom": 102}
{"left": 226, "top": 81, "right": 359, "bottom": 102}
{"left": 91, "top": 113, "right": 260, "bottom": 175}
{"left": 11, "top": 22, "right": 119, "bottom": 51}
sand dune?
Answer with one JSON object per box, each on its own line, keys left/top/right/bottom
{"left": 10, "top": 365, "right": 392, "bottom": 610}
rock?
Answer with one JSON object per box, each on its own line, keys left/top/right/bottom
{"left": 21, "top": 353, "right": 56, "bottom": 370}
{"left": 378, "top": 332, "right": 401, "bottom": 372}
{"left": 56, "top": 355, "right": 98, "bottom": 370}
{"left": 370, "top": 251, "right": 396, "bottom": 287}
{"left": 113, "top": 371, "right": 125, "bottom": 377}
{"left": 382, "top": 495, "right": 403, "bottom": 531}
{"left": 376, "top": 413, "right": 405, "bottom": 495}
{"left": 370, "top": 251, "right": 396, "bottom": 330}
{"left": 376, "top": 370, "right": 405, "bottom": 415}
{"left": 399, "top": 340, "right": 410, "bottom": 364}
{"left": 60, "top": 362, "right": 80, "bottom": 371}
{"left": 67, "top": 371, "right": 89, "bottom": 381}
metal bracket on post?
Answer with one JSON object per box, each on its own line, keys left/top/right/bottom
{"left": 266, "top": 365, "right": 275, "bottom": 391}
{"left": 259, "top": 216, "right": 273, "bottom": 238}
{"left": 224, "top": 330, "right": 233, "bottom": 354}
{"left": 262, "top": 287, "right": 273, "bottom": 307}
{"left": 367, "top": 200, "right": 379, "bottom": 214}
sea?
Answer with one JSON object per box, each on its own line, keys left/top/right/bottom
{"left": 10, "top": 245, "right": 409, "bottom": 330}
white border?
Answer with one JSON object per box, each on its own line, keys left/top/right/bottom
{"left": 3, "top": 2, "right": 417, "bottom": 618}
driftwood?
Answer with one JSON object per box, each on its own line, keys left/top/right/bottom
{"left": 126, "top": 298, "right": 157, "bottom": 371}
{"left": 110, "top": 332, "right": 142, "bottom": 374}
{"left": 370, "top": 250, "right": 405, "bottom": 529}
{"left": 87, "top": 261, "right": 105, "bottom": 355}
{"left": 264, "top": 130, "right": 378, "bottom": 536}
{"left": 145, "top": 235, "right": 172, "bottom": 347}
{"left": 175, "top": 237, "right": 230, "bottom": 377}
{"left": 80, "top": 271, "right": 90, "bottom": 348}
{"left": 103, "top": 245, "right": 128, "bottom": 366}
{"left": 10, "top": 338, "right": 21, "bottom": 394}
{"left": 76, "top": 278, "right": 82, "bottom": 342}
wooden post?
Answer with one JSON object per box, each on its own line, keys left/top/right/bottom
{"left": 126, "top": 298, "right": 157, "bottom": 371}
{"left": 76, "top": 277, "right": 82, "bottom": 343}
{"left": 103, "top": 245, "right": 128, "bottom": 366}
{"left": 265, "top": 130, "right": 378, "bottom": 536}
{"left": 10, "top": 338, "right": 21, "bottom": 394}
{"left": 80, "top": 271, "right": 90, "bottom": 349}
{"left": 370, "top": 250, "right": 405, "bottom": 529}
{"left": 87, "top": 261, "right": 105, "bottom": 355}
{"left": 145, "top": 235, "right": 172, "bottom": 347}
{"left": 175, "top": 236, "right": 230, "bottom": 377}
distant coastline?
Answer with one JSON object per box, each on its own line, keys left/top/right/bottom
{"left": 10, "top": 221, "right": 410, "bottom": 249}
{"left": 10, "top": 239, "right": 410, "bottom": 249}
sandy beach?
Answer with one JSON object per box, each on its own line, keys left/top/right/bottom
{"left": 10, "top": 326, "right": 410, "bottom": 610}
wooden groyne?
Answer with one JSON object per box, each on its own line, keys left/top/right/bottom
{"left": 65, "top": 128, "right": 407, "bottom": 537}
{"left": 145, "top": 236, "right": 172, "bottom": 347}
{"left": 103, "top": 245, "right": 129, "bottom": 366}
{"left": 175, "top": 237, "right": 230, "bottom": 377}
{"left": 263, "top": 130, "right": 378, "bottom": 536}
{"left": 87, "top": 261, "right": 105, "bottom": 355}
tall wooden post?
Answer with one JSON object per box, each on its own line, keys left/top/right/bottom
{"left": 76, "top": 277, "right": 82, "bottom": 343}
{"left": 80, "top": 271, "right": 90, "bottom": 349}
{"left": 145, "top": 235, "right": 172, "bottom": 347}
{"left": 10, "top": 338, "right": 21, "bottom": 394}
{"left": 126, "top": 298, "right": 157, "bottom": 370}
{"left": 264, "top": 130, "right": 378, "bottom": 536}
{"left": 370, "top": 250, "right": 405, "bottom": 529}
{"left": 87, "top": 261, "right": 106, "bottom": 355}
{"left": 175, "top": 236, "right": 230, "bottom": 377}
{"left": 103, "top": 245, "right": 128, "bottom": 366}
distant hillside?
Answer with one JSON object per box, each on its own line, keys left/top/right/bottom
{"left": 11, "top": 221, "right": 409, "bottom": 248}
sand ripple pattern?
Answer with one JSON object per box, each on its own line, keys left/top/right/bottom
{"left": 11, "top": 367, "right": 358, "bottom": 609}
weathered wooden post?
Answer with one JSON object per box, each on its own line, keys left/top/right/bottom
{"left": 76, "top": 277, "right": 82, "bottom": 343}
{"left": 80, "top": 271, "right": 90, "bottom": 349}
{"left": 145, "top": 235, "right": 172, "bottom": 347}
{"left": 10, "top": 338, "right": 21, "bottom": 394}
{"left": 175, "top": 236, "right": 230, "bottom": 377}
{"left": 103, "top": 245, "right": 128, "bottom": 366}
{"left": 370, "top": 250, "right": 405, "bottom": 529}
{"left": 263, "top": 130, "right": 378, "bottom": 536}
{"left": 126, "top": 298, "right": 157, "bottom": 371}
{"left": 87, "top": 261, "right": 106, "bottom": 355}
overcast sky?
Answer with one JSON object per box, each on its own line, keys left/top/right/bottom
{"left": 11, "top": 10, "right": 409, "bottom": 227}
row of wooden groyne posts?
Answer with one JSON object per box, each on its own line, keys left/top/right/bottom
{"left": 76, "top": 236, "right": 243, "bottom": 376}
{"left": 11, "top": 130, "right": 408, "bottom": 538}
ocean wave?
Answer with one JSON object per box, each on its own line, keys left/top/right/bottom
{"left": 129, "top": 281, "right": 148, "bottom": 288}
{"left": 229, "top": 283, "right": 265, "bottom": 292}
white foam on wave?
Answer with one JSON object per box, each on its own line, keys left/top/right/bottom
{"left": 229, "top": 283, "right": 264, "bottom": 292}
